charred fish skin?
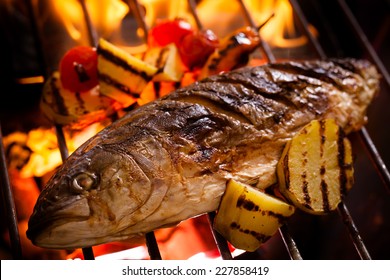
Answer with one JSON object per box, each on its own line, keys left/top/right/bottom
{"left": 27, "top": 59, "right": 379, "bottom": 249}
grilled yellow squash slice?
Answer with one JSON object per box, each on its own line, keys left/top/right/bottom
{"left": 214, "top": 179, "right": 295, "bottom": 252}
{"left": 97, "top": 38, "right": 158, "bottom": 107}
{"left": 276, "top": 119, "right": 354, "bottom": 214}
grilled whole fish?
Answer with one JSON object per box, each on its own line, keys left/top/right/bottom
{"left": 27, "top": 59, "right": 379, "bottom": 249}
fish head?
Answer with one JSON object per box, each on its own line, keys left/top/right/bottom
{"left": 27, "top": 141, "right": 167, "bottom": 249}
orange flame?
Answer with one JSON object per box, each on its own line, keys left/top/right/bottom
{"left": 52, "top": 0, "right": 312, "bottom": 49}
{"left": 200, "top": 0, "right": 312, "bottom": 48}
{"left": 3, "top": 123, "right": 105, "bottom": 178}
{"left": 52, "top": 0, "right": 128, "bottom": 43}
{"left": 248, "top": 0, "right": 310, "bottom": 48}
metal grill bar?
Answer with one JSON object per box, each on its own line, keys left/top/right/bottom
{"left": 0, "top": 122, "right": 22, "bottom": 259}
{"left": 145, "top": 232, "right": 162, "bottom": 260}
{"left": 207, "top": 212, "right": 233, "bottom": 260}
{"left": 336, "top": 0, "right": 390, "bottom": 87}
{"left": 127, "top": 0, "right": 149, "bottom": 41}
{"left": 79, "top": 0, "right": 98, "bottom": 47}
{"left": 188, "top": 0, "right": 204, "bottom": 31}
{"left": 279, "top": 224, "right": 302, "bottom": 260}
{"left": 237, "top": 0, "right": 276, "bottom": 63}
{"left": 358, "top": 128, "right": 390, "bottom": 191}
{"left": 337, "top": 202, "right": 371, "bottom": 259}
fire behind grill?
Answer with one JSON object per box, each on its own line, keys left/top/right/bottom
{"left": 0, "top": 0, "right": 389, "bottom": 260}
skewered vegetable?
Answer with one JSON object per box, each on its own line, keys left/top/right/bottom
{"left": 276, "top": 119, "right": 354, "bottom": 214}
{"left": 97, "top": 38, "right": 158, "bottom": 107}
{"left": 40, "top": 71, "right": 121, "bottom": 129}
{"left": 178, "top": 29, "right": 219, "bottom": 70}
{"left": 147, "top": 18, "right": 219, "bottom": 70}
{"left": 214, "top": 179, "right": 295, "bottom": 252}
{"left": 199, "top": 26, "right": 260, "bottom": 78}
{"left": 143, "top": 43, "right": 185, "bottom": 82}
{"left": 147, "top": 18, "right": 193, "bottom": 48}
{"left": 59, "top": 46, "right": 99, "bottom": 92}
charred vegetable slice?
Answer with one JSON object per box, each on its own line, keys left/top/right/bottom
{"left": 97, "top": 38, "right": 158, "bottom": 107}
{"left": 143, "top": 43, "right": 184, "bottom": 82}
{"left": 199, "top": 26, "right": 260, "bottom": 79}
{"left": 214, "top": 179, "right": 295, "bottom": 252}
{"left": 276, "top": 119, "right": 354, "bottom": 214}
{"left": 40, "top": 71, "right": 121, "bottom": 129}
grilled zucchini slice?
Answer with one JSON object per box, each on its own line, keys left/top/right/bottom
{"left": 276, "top": 119, "right": 354, "bottom": 214}
{"left": 214, "top": 179, "right": 295, "bottom": 252}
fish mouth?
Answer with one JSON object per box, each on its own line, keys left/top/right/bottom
{"left": 27, "top": 197, "right": 91, "bottom": 249}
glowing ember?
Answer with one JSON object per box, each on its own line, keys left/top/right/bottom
{"left": 3, "top": 123, "right": 105, "bottom": 178}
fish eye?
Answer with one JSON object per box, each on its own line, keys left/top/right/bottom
{"left": 71, "top": 172, "right": 98, "bottom": 193}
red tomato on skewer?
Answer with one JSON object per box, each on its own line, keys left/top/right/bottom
{"left": 148, "top": 18, "right": 194, "bottom": 47}
{"left": 59, "top": 46, "right": 98, "bottom": 92}
{"left": 179, "top": 29, "right": 219, "bottom": 70}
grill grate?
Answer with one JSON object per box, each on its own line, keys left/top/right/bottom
{"left": 0, "top": 0, "right": 389, "bottom": 260}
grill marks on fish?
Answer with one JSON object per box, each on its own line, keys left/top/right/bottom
{"left": 171, "top": 81, "right": 289, "bottom": 131}
{"left": 270, "top": 61, "right": 360, "bottom": 93}
{"left": 176, "top": 95, "right": 252, "bottom": 125}
{"left": 169, "top": 63, "right": 339, "bottom": 134}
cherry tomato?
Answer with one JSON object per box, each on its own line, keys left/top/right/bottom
{"left": 59, "top": 46, "right": 98, "bottom": 92}
{"left": 178, "top": 29, "right": 219, "bottom": 70}
{"left": 148, "top": 18, "right": 194, "bottom": 47}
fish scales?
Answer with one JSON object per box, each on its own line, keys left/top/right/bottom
{"left": 27, "top": 59, "right": 379, "bottom": 249}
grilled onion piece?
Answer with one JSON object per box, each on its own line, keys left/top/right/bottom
{"left": 214, "top": 179, "right": 295, "bottom": 252}
{"left": 143, "top": 43, "right": 184, "bottom": 82}
{"left": 276, "top": 119, "right": 354, "bottom": 214}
